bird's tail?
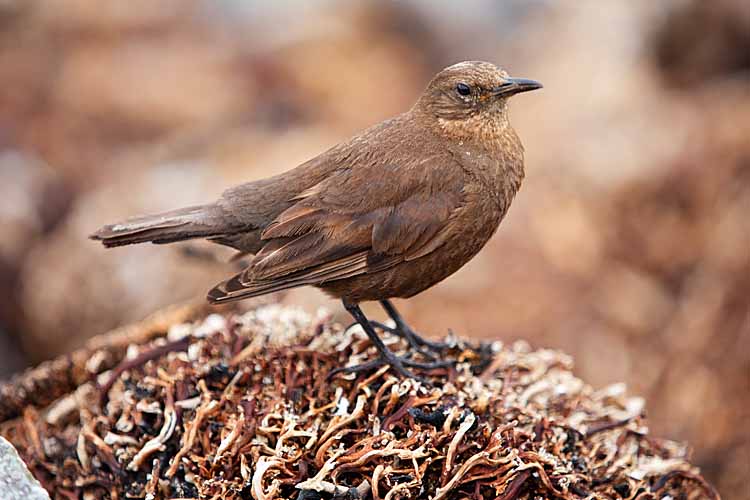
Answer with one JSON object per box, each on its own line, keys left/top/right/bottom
{"left": 90, "top": 204, "right": 234, "bottom": 248}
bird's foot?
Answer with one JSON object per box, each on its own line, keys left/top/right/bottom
{"left": 365, "top": 321, "right": 451, "bottom": 361}
{"left": 328, "top": 351, "right": 452, "bottom": 383}
{"left": 337, "top": 300, "right": 453, "bottom": 385}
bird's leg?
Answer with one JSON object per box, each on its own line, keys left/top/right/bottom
{"left": 328, "top": 300, "right": 450, "bottom": 381}
{"left": 379, "top": 300, "right": 450, "bottom": 352}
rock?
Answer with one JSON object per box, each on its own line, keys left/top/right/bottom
{"left": 0, "top": 437, "right": 49, "bottom": 500}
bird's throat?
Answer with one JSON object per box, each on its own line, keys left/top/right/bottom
{"left": 437, "top": 110, "right": 511, "bottom": 144}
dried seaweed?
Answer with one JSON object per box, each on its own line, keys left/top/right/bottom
{"left": 0, "top": 302, "right": 225, "bottom": 422}
{"left": 0, "top": 305, "right": 719, "bottom": 499}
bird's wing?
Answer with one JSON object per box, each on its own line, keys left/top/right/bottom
{"left": 207, "top": 158, "right": 465, "bottom": 303}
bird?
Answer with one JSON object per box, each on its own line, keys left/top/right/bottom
{"left": 91, "top": 61, "right": 541, "bottom": 380}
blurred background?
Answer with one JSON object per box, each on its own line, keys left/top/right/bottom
{"left": 0, "top": 0, "right": 747, "bottom": 497}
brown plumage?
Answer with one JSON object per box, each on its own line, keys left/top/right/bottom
{"left": 91, "top": 61, "right": 541, "bottom": 379}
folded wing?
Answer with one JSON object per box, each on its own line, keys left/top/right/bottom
{"left": 208, "top": 159, "right": 465, "bottom": 303}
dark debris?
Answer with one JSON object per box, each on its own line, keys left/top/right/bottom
{"left": 0, "top": 306, "right": 720, "bottom": 500}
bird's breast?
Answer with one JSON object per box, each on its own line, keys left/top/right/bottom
{"left": 449, "top": 137, "right": 525, "bottom": 217}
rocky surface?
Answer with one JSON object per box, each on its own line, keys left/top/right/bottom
{"left": 0, "top": 436, "right": 50, "bottom": 500}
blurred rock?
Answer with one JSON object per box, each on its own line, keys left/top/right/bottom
{"left": 599, "top": 83, "right": 750, "bottom": 496}
{"left": 0, "top": 151, "right": 71, "bottom": 268}
{"left": 654, "top": 0, "right": 750, "bottom": 87}
{"left": 0, "top": 151, "right": 72, "bottom": 374}
{"left": 18, "top": 161, "right": 235, "bottom": 360}
{"left": 0, "top": 0, "right": 260, "bottom": 185}
{"left": 32, "top": 0, "right": 189, "bottom": 33}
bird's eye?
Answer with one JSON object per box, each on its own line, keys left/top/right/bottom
{"left": 456, "top": 83, "right": 471, "bottom": 96}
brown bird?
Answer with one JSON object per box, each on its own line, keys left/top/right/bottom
{"left": 91, "top": 61, "right": 541, "bottom": 379}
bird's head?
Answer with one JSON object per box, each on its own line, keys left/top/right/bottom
{"left": 415, "top": 61, "right": 541, "bottom": 137}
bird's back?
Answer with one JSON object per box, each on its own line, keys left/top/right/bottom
{"left": 211, "top": 111, "right": 446, "bottom": 254}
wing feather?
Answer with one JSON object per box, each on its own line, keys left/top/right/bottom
{"left": 208, "top": 252, "right": 369, "bottom": 303}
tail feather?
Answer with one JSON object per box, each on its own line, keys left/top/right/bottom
{"left": 90, "top": 204, "right": 235, "bottom": 248}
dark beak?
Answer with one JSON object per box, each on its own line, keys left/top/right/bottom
{"left": 492, "top": 77, "right": 543, "bottom": 97}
